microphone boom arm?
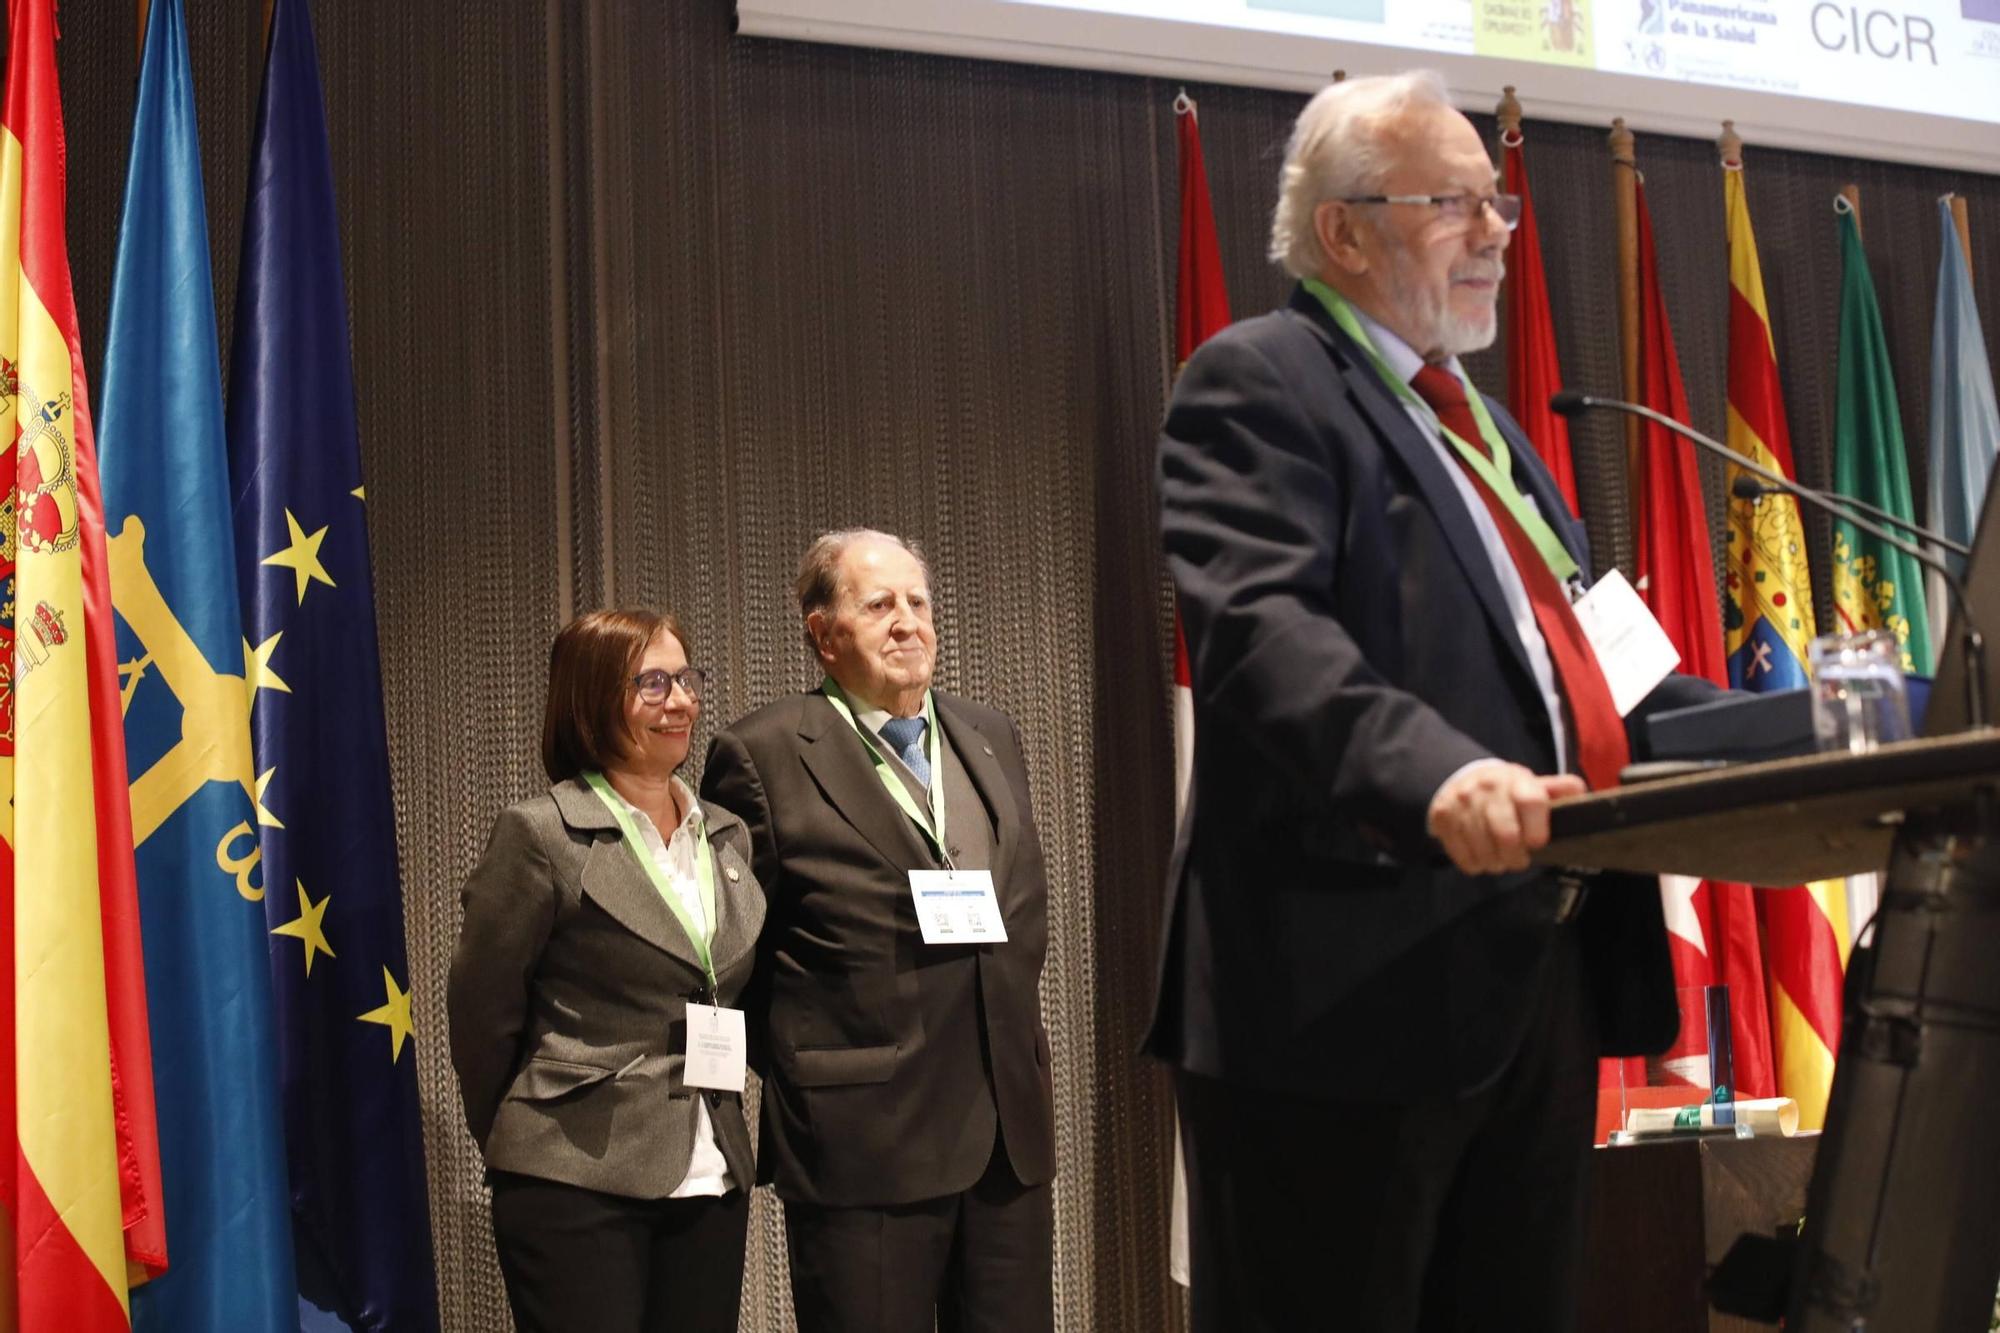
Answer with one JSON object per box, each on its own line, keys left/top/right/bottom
{"left": 1731, "top": 474, "right": 1970, "bottom": 558}
{"left": 1554, "top": 390, "right": 1988, "bottom": 730}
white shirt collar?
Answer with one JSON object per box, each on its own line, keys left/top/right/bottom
{"left": 603, "top": 774, "right": 701, "bottom": 842}
{"left": 841, "top": 690, "right": 929, "bottom": 738}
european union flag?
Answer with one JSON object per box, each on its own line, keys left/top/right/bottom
{"left": 100, "top": 1, "right": 299, "bottom": 1328}
{"left": 226, "top": 0, "right": 439, "bottom": 1326}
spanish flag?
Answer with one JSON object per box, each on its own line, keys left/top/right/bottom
{"left": 1719, "top": 159, "right": 1846, "bottom": 1131}
{"left": 0, "top": 1, "right": 166, "bottom": 1327}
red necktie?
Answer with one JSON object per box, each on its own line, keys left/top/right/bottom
{"left": 1409, "top": 365, "right": 1629, "bottom": 789}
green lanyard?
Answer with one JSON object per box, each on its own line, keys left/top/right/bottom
{"left": 584, "top": 771, "right": 720, "bottom": 992}
{"left": 821, "top": 678, "right": 950, "bottom": 865}
{"left": 1301, "top": 278, "right": 1580, "bottom": 584}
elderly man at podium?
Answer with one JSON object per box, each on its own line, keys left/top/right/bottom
{"left": 1149, "top": 70, "right": 1716, "bottom": 1333}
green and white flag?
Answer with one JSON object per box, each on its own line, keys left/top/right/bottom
{"left": 1832, "top": 207, "right": 1932, "bottom": 674}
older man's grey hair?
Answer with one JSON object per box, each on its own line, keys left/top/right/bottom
{"left": 1268, "top": 70, "right": 1456, "bottom": 280}
{"left": 795, "top": 528, "right": 932, "bottom": 652}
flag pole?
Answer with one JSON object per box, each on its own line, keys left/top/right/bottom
{"left": 1716, "top": 118, "right": 1743, "bottom": 171}
{"left": 1840, "top": 184, "right": 1863, "bottom": 239}
{"left": 1498, "top": 86, "right": 1520, "bottom": 349}
{"left": 1611, "top": 117, "right": 1641, "bottom": 534}
{"left": 1947, "top": 193, "right": 1973, "bottom": 281}
{"left": 1496, "top": 84, "right": 1522, "bottom": 140}
{"left": 137, "top": 0, "right": 150, "bottom": 64}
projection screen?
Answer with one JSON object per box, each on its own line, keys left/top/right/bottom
{"left": 738, "top": 0, "right": 2000, "bottom": 173}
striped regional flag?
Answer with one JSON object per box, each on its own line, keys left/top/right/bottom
{"left": 0, "top": 2, "right": 167, "bottom": 1328}
{"left": 1167, "top": 88, "right": 1230, "bottom": 1291}
{"left": 1719, "top": 155, "right": 1847, "bottom": 1130}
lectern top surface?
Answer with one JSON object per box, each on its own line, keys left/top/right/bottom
{"left": 1534, "top": 731, "right": 2000, "bottom": 885}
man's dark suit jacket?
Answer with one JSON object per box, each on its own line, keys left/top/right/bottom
{"left": 1146, "top": 285, "right": 1714, "bottom": 1103}
{"left": 701, "top": 689, "right": 1056, "bottom": 1207}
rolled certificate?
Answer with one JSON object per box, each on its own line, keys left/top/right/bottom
{"left": 1624, "top": 1097, "right": 1799, "bottom": 1136}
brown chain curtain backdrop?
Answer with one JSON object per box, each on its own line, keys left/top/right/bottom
{"left": 49, "top": 2, "right": 2000, "bottom": 1330}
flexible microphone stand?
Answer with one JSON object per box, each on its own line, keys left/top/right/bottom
{"left": 1550, "top": 390, "right": 1987, "bottom": 729}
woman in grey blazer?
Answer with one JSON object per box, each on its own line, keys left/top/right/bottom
{"left": 449, "top": 608, "right": 765, "bottom": 1332}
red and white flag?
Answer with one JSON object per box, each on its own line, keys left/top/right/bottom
{"left": 1167, "top": 88, "right": 1230, "bottom": 1291}
{"left": 1630, "top": 179, "right": 1776, "bottom": 1103}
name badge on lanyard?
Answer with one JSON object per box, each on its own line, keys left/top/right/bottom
{"left": 1570, "top": 568, "right": 1679, "bottom": 716}
{"left": 580, "top": 772, "right": 749, "bottom": 1087}
{"left": 683, "top": 1002, "right": 748, "bottom": 1093}
{"left": 909, "top": 868, "right": 1007, "bottom": 944}
{"left": 822, "top": 679, "right": 1010, "bottom": 945}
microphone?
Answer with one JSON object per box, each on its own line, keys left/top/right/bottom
{"left": 1730, "top": 475, "right": 1969, "bottom": 558}
{"left": 1552, "top": 389, "right": 1988, "bottom": 730}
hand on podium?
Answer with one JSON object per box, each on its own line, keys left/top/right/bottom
{"left": 1428, "top": 761, "right": 1587, "bottom": 875}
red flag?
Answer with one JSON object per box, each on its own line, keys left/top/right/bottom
{"left": 1501, "top": 128, "right": 1579, "bottom": 513}
{"left": 1, "top": 2, "right": 167, "bottom": 1327}
{"left": 1170, "top": 90, "right": 1229, "bottom": 811}
{"left": 1631, "top": 181, "right": 1776, "bottom": 1101}
{"left": 1168, "top": 88, "right": 1230, "bottom": 1291}
{"left": 1174, "top": 95, "right": 1230, "bottom": 369}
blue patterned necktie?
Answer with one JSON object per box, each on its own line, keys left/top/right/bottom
{"left": 877, "top": 716, "right": 932, "bottom": 789}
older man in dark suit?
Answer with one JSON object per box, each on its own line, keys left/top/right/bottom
{"left": 1151, "top": 71, "right": 1715, "bottom": 1332}
{"left": 701, "top": 529, "right": 1055, "bottom": 1333}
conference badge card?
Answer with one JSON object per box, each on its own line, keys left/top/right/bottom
{"left": 909, "top": 869, "right": 1008, "bottom": 945}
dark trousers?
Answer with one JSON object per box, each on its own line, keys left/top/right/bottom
{"left": 1178, "top": 927, "right": 1600, "bottom": 1333}
{"left": 783, "top": 1139, "right": 1054, "bottom": 1333}
{"left": 489, "top": 1171, "right": 749, "bottom": 1333}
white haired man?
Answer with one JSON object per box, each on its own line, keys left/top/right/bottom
{"left": 702, "top": 529, "right": 1056, "bottom": 1333}
{"left": 1147, "top": 71, "right": 1714, "bottom": 1330}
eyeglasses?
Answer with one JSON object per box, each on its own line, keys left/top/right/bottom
{"left": 1340, "top": 192, "right": 1522, "bottom": 231}
{"left": 630, "top": 667, "right": 709, "bottom": 704}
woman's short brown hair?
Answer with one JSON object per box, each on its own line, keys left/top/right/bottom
{"left": 541, "top": 608, "right": 690, "bottom": 782}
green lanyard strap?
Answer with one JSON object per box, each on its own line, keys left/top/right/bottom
{"left": 584, "top": 771, "right": 721, "bottom": 992}
{"left": 821, "top": 678, "right": 950, "bottom": 865}
{"left": 1301, "top": 278, "right": 1580, "bottom": 584}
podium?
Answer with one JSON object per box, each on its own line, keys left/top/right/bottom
{"left": 1538, "top": 731, "right": 2000, "bottom": 1331}
{"left": 1580, "top": 1134, "right": 1817, "bottom": 1333}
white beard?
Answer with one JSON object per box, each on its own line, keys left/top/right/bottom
{"left": 1389, "top": 245, "right": 1505, "bottom": 360}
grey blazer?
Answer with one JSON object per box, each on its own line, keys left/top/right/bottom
{"left": 448, "top": 776, "right": 766, "bottom": 1199}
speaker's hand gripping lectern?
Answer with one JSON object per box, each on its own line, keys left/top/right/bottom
{"left": 1535, "top": 732, "right": 2000, "bottom": 1331}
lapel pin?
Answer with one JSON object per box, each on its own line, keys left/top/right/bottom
{"left": 982, "top": 744, "right": 994, "bottom": 756}
{"left": 725, "top": 866, "right": 741, "bottom": 883}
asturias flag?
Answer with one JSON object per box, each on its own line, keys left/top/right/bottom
{"left": 1832, "top": 207, "right": 1932, "bottom": 672}
{"left": 226, "top": 0, "right": 439, "bottom": 1326}
{"left": 100, "top": 0, "right": 300, "bottom": 1327}
{"left": 0, "top": 0, "right": 166, "bottom": 1327}
{"left": 1719, "top": 161, "right": 1845, "bottom": 1132}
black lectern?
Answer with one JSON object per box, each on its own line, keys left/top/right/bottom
{"left": 1539, "top": 734, "right": 2000, "bottom": 1329}
{"left": 1537, "top": 465, "right": 2000, "bottom": 1329}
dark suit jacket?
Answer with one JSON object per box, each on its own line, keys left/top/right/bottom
{"left": 700, "top": 689, "right": 1056, "bottom": 1208}
{"left": 1146, "top": 285, "right": 1714, "bottom": 1103}
{"left": 448, "top": 777, "right": 765, "bottom": 1198}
